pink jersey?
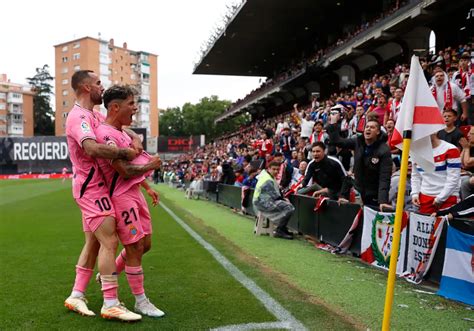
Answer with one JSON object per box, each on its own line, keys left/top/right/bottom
{"left": 65, "top": 104, "right": 106, "bottom": 199}
{"left": 95, "top": 123, "right": 152, "bottom": 197}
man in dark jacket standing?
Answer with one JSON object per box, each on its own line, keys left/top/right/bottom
{"left": 327, "top": 117, "right": 393, "bottom": 211}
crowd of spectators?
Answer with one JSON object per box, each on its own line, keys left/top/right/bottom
{"left": 160, "top": 41, "right": 473, "bottom": 233}
{"left": 225, "top": 0, "right": 410, "bottom": 114}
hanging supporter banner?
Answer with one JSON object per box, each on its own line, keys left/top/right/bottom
{"left": 0, "top": 136, "right": 71, "bottom": 174}
{"left": 360, "top": 206, "right": 408, "bottom": 275}
{"left": 403, "top": 213, "right": 446, "bottom": 284}
{"left": 158, "top": 135, "right": 205, "bottom": 153}
{"left": 437, "top": 225, "right": 474, "bottom": 306}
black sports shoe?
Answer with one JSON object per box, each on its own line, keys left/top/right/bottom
{"left": 273, "top": 229, "right": 293, "bottom": 240}
{"left": 281, "top": 227, "right": 292, "bottom": 235}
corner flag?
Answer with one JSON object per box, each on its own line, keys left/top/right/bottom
{"left": 391, "top": 55, "right": 445, "bottom": 172}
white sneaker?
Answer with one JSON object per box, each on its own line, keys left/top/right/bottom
{"left": 135, "top": 298, "right": 165, "bottom": 318}
{"left": 95, "top": 272, "right": 101, "bottom": 284}
{"left": 64, "top": 296, "right": 95, "bottom": 317}
{"left": 101, "top": 303, "right": 142, "bottom": 322}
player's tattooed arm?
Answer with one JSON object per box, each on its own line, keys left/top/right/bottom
{"left": 82, "top": 139, "right": 137, "bottom": 161}
{"left": 122, "top": 127, "right": 143, "bottom": 153}
{"left": 112, "top": 156, "right": 161, "bottom": 180}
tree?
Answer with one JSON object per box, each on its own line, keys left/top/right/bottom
{"left": 159, "top": 107, "right": 185, "bottom": 136}
{"left": 27, "top": 65, "right": 54, "bottom": 135}
{"left": 159, "top": 96, "right": 249, "bottom": 140}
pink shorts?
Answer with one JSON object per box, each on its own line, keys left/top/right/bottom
{"left": 112, "top": 185, "right": 152, "bottom": 245}
{"left": 75, "top": 188, "right": 116, "bottom": 233}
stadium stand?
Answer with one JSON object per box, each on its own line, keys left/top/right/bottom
{"left": 160, "top": 0, "right": 474, "bottom": 290}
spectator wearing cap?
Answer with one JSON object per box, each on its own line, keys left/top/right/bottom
{"left": 327, "top": 114, "right": 393, "bottom": 211}
{"left": 327, "top": 104, "right": 352, "bottom": 170}
{"left": 437, "top": 108, "right": 464, "bottom": 148}
{"left": 355, "top": 92, "right": 371, "bottom": 111}
{"left": 431, "top": 67, "right": 468, "bottom": 122}
{"left": 326, "top": 104, "right": 347, "bottom": 157}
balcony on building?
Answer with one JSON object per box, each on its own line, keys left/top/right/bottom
{"left": 7, "top": 92, "right": 23, "bottom": 104}
{"left": 8, "top": 104, "right": 23, "bottom": 114}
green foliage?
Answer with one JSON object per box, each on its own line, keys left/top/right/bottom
{"left": 27, "top": 65, "right": 54, "bottom": 135}
{"left": 159, "top": 96, "right": 249, "bottom": 139}
{"left": 159, "top": 106, "right": 185, "bottom": 136}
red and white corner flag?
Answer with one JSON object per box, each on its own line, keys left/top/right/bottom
{"left": 391, "top": 55, "right": 445, "bottom": 172}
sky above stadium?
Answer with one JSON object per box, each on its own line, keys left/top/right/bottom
{"left": 1, "top": 0, "right": 262, "bottom": 110}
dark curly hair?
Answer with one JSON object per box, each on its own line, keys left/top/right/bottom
{"left": 103, "top": 85, "right": 137, "bottom": 110}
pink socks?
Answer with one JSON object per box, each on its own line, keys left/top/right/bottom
{"left": 72, "top": 265, "right": 93, "bottom": 294}
{"left": 100, "top": 275, "right": 119, "bottom": 301}
{"left": 125, "top": 265, "right": 144, "bottom": 296}
{"left": 115, "top": 249, "right": 127, "bottom": 275}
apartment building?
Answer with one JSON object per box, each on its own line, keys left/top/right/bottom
{"left": 0, "top": 74, "right": 34, "bottom": 137}
{"left": 54, "top": 37, "right": 158, "bottom": 137}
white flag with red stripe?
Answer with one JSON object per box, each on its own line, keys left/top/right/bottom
{"left": 391, "top": 55, "right": 445, "bottom": 172}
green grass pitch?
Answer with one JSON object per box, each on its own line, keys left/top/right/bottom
{"left": 0, "top": 179, "right": 472, "bottom": 330}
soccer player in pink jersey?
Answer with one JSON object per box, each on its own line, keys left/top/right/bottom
{"left": 95, "top": 85, "right": 165, "bottom": 317}
{"left": 64, "top": 70, "right": 141, "bottom": 321}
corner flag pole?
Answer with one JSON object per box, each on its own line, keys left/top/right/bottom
{"left": 381, "top": 131, "right": 411, "bottom": 330}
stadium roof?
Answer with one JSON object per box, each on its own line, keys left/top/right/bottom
{"left": 199, "top": 0, "right": 472, "bottom": 123}
{"left": 194, "top": 0, "right": 472, "bottom": 78}
{"left": 194, "top": 0, "right": 392, "bottom": 77}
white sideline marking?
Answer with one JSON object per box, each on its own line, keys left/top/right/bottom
{"left": 160, "top": 202, "right": 307, "bottom": 331}
{"left": 211, "top": 321, "right": 292, "bottom": 330}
